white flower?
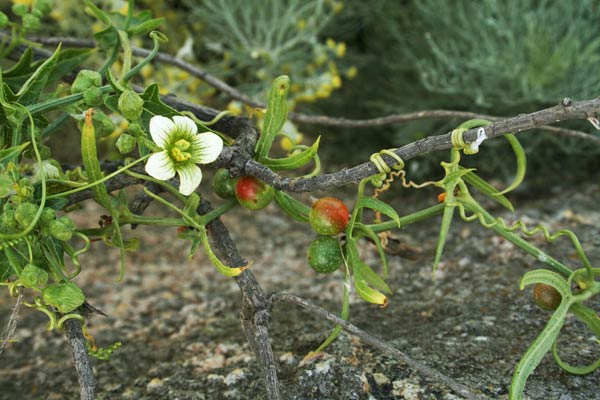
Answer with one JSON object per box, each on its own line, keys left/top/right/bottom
{"left": 145, "top": 115, "right": 223, "bottom": 196}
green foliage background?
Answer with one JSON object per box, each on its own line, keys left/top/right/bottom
{"left": 4, "top": 0, "right": 599, "bottom": 183}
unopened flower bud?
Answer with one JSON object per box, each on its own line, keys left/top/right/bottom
{"left": 20, "top": 263, "right": 49, "bottom": 288}
{"left": 83, "top": 86, "right": 104, "bottom": 107}
{"left": 14, "top": 202, "right": 38, "bottom": 228}
{"left": 116, "top": 133, "right": 137, "bottom": 154}
{"left": 49, "top": 216, "right": 75, "bottom": 241}
{"left": 71, "top": 70, "right": 102, "bottom": 94}
{"left": 118, "top": 90, "right": 144, "bottom": 121}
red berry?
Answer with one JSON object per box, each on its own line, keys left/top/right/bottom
{"left": 309, "top": 197, "right": 349, "bottom": 236}
{"left": 533, "top": 283, "right": 562, "bottom": 311}
{"left": 235, "top": 176, "right": 275, "bottom": 210}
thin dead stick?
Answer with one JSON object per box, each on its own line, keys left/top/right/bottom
{"left": 271, "top": 292, "right": 487, "bottom": 400}
{"left": 0, "top": 287, "right": 23, "bottom": 356}
{"left": 64, "top": 319, "right": 96, "bottom": 400}
{"left": 18, "top": 33, "right": 599, "bottom": 143}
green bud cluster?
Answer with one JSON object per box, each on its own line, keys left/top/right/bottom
{"left": 118, "top": 90, "right": 144, "bottom": 121}
{"left": 72, "top": 70, "right": 104, "bottom": 107}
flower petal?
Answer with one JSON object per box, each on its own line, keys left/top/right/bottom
{"left": 145, "top": 151, "right": 176, "bottom": 181}
{"left": 177, "top": 163, "right": 202, "bottom": 196}
{"left": 149, "top": 116, "right": 175, "bottom": 148}
{"left": 191, "top": 132, "right": 224, "bottom": 164}
{"left": 173, "top": 115, "right": 198, "bottom": 136}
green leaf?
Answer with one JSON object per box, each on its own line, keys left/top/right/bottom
{"left": 94, "top": 25, "right": 119, "bottom": 50}
{"left": 2, "top": 48, "right": 40, "bottom": 89}
{"left": 551, "top": 303, "right": 600, "bottom": 375}
{"left": 511, "top": 270, "right": 574, "bottom": 399}
{"left": 47, "top": 48, "right": 94, "bottom": 85}
{"left": 354, "top": 223, "right": 388, "bottom": 278}
{"left": 83, "top": 0, "right": 111, "bottom": 25}
{"left": 355, "top": 259, "right": 392, "bottom": 294}
{"left": 495, "top": 134, "right": 526, "bottom": 196}
{"left": 570, "top": 303, "right": 600, "bottom": 337}
{"left": 510, "top": 299, "right": 572, "bottom": 399}
{"left": 183, "top": 193, "right": 200, "bottom": 218}
{"left": 433, "top": 205, "right": 455, "bottom": 273}
{"left": 356, "top": 197, "right": 401, "bottom": 227}
{"left": 128, "top": 17, "right": 164, "bottom": 35}
{"left": 0, "top": 142, "right": 29, "bottom": 166}
{"left": 16, "top": 44, "right": 61, "bottom": 105}
{"left": 42, "top": 282, "right": 85, "bottom": 313}
{"left": 140, "top": 84, "right": 206, "bottom": 125}
{"left": 262, "top": 136, "right": 320, "bottom": 170}
{"left": 462, "top": 168, "right": 514, "bottom": 211}
{"left": 443, "top": 167, "right": 476, "bottom": 185}
{"left": 346, "top": 238, "right": 388, "bottom": 306}
{"left": 198, "top": 226, "right": 246, "bottom": 277}
{"left": 519, "top": 269, "right": 571, "bottom": 298}
{"left": 255, "top": 75, "right": 290, "bottom": 162}
{"left": 273, "top": 191, "right": 309, "bottom": 223}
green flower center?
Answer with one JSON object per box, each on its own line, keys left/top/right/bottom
{"left": 170, "top": 139, "right": 192, "bottom": 162}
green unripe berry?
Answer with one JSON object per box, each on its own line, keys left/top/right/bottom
{"left": 118, "top": 90, "right": 144, "bottom": 121}
{"left": 71, "top": 70, "right": 102, "bottom": 94}
{"left": 22, "top": 14, "right": 41, "bottom": 31}
{"left": 116, "top": 133, "right": 137, "bottom": 154}
{"left": 49, "top": 216, "right": 75, "bottom": 241}
{"left": 83, "top": 86, "right": 104, "bottom": 107}
{"left": 212, "top": 168, "right": 238, "bottom": 199}
{"left": 14, "top": 202, "right": 38, "bottom": 228}
{"left": 20, "top": 263, "right": 49, "bottom": 288}
{"left": 307, "top": 236, "right": 344, "bottom": 273}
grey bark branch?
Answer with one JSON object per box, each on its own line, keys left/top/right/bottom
{"left": 0, "top": 287, "right": 22, "bottom": 356}
{"left": 242, "top": 98, "right": 600, "bottom": 193}
{"left": 64, "top": 319, "right": 96, "bottom": 400}
{"left": 198, "top": 200, "right": 281, "bottom": 400}
{"left": 271, "top": 292, "right": 487, "bottom": 400}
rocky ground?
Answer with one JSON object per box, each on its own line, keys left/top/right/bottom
{"left": 0, "top": 180, "right": 599, "bottom": 400}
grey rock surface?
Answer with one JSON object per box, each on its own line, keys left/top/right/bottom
{"left": 1, "top": 183, "right": 598, "bottom": 400}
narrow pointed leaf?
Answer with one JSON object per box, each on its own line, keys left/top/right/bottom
{"left": 462, "top": 168, "right": 514, "bottom": 211}
{"left": 510, "top": 299, "right": 572, "bottom": 399}
{"left": 356, "top": 197, "right": 400, "bottom": 227}
{"left": 263, "top": 136, "right": 320, "bottom": 170}
{"left": 354, "top": 223, "right": 388, "bottom": 278}
{"left": 274, "top": 191, "right": 309, "bottom": 222}
{"left": 255, "top": 75, "right": 290, "bottom": 162}
{"left": 199, "top": 226, "right": 247, "bottom": 277}
{"left": 433, "top": 205, "right": 455, "bottom": 273}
